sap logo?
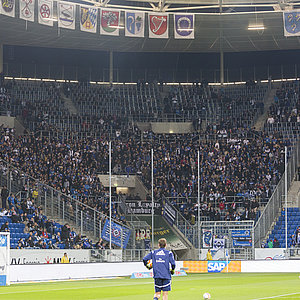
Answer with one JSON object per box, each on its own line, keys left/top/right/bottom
{"left": 207, "top": 262, "right": 227, "bottom": 272}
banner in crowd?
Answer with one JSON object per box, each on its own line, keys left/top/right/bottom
{"left": 202, "top": 229, "right": 212, "bottom": 248}
{"left": 100, "top": 9, "right": 120, "bottom": 36}
{"left": 174, "top": 14, "right": 194, "bottom": 39}
{"left": 148, "top": 13, "right": 168, "bottom": 38}
{"left": 213, "top": 238, "right": 225, "bottom": 249}
{"left": 135, "top": 228, "right": 151, "bottom": 240}
{"left": 283, "top": 11, "right": 300, "bottom": 37}
{"left": 38, "top": 0, "right": 53, "bottom": 26}
{"left": 163, "top": 201, "right": 176, "bottom": 226}
{"left": 10, "top": 249, "right": 90, "bottom": 264}
{"left": 126, "top": 201, "right": 161, "bottom": 215}
{"left": 125, "top": 10, "right": 145, "bottom": 37}
{"left": 255, "top": 249, "right": 285, "bottom": 260}
{"left": 233, "top": 239, "right": 252, "bottom": 247}
{"left": 0, "top": 0, "right": 15, "bottom": 17}
{"left": 58, "top": 1, "right": 75, "bottom": 30}
{"left": 0, "top": 235, "right": 8, "bottom": 285}
{"left": 231, "top": 229, "right": 251, "bottom": 238}
{"left": 101, "top": 219, "right": 131, "bottom": 249}
{"left": 19, "top": 0, "right": 34, "bottom": 21}
{"left": 80, "top": 5, "right": 97, "bottom": 33}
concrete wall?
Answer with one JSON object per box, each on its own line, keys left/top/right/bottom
{"left": 98, "top": 175, "right": 148, "bottom": 199}
{"left": 136, "top": 122, "right": 194, "bottom": 134}
{"left": 9, "top": 259, "right": 300, "bottom": 283}
{"left": 0, "top": 116, "right": 25, "bottom": 136}
{"left": 150, "top": 122, "right": 193, "bottom": 134}
{"left": 98, "top": 175, "right": 136, "bottom": 188}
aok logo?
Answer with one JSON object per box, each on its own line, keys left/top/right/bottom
{"left": 207, "top": 262, "right": 228, "bottom": 272}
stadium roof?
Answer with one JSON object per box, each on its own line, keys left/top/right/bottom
{"left": 1, "top": 0, "right": 300, "bottom": 53}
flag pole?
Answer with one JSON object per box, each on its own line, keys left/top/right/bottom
{"left": 198, "top": 150, "right": 201, "bottom": 257}
{"left": 151, "top": 148, "right": 154, "bottom": 249}
{"left": 109, "top": 141, "right": 112, "bottom": 250}
{"left": 285, "top": 146, "right": 288, "bottom": 253}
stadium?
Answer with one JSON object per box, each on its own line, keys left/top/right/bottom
{"left": 1, "top": 0, "right": 300, "bottom": 299}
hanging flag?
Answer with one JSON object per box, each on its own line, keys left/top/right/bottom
{"left": 101, "top": 219, "right": 131, "bottom": 249}
{"left": 0, "top": 0, "right": 15, "bottom": 18}
{"left": 38, "top": 0, "right": 53, "bottom": 26}
{"left": 100, "top": 9, "right": 120, "bottom": 36}
{"left": 58, "top": 1, "right": 75, "bottom": 30}
{"left": 80, "top": 5, "right": 97, "bottom": 33}
{"left": 202, "top": 230, "right": 213, "bottom": 248}
{"left": 20, "top": 0, "right": 35, "bottom": 22}
{"left": 174, "top": 14, "right": 194, "bottom": 39}
{"left": 283, "top": 11, "right": 300, "bottom": 37}
{"left": 125, "top": 10, "right": 144, "bottom": 38}
{"left": 149, "top": 13, "right": 168, "bottom": 38}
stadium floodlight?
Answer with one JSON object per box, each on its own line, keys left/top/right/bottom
{"left": 248, "top": 25, "right": 265, "bottom": 30}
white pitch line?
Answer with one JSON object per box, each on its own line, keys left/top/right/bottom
{"left": 251, "top": 292, "right": 300, "bottom": 300}
{"left": 0, "top": 281, "right": 154, "bottom": 295}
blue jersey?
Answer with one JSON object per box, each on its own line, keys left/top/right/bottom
{"left": 143, "top": 248, "right": 176, "bottom": 280}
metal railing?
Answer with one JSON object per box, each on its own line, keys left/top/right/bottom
{"left": 162, "top": 196, "right": 197, "bottom": 246}
{"left": 254, "top": 141, "right": 300, "bottom": 247}
{"left": 0, "top": 159, "right": 132, "bottom": 246}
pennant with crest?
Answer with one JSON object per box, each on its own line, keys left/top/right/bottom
{"left": 174, "top": 14, "right": 194, "bottom": 39}
{"left": 148, "top": 13, "right": 168, "bottom": 38}
{"left": 80, "top": 5, "right": 97, "bottom": 33}
{"left": 58, "top": 1, "right": 75, "bottom": 30}
{"left": 283, "top": 11, "right": 300, "bottom": 36}
{"left": 20, "top": 0, "right": 34, "bottom": 22}
{"left": 38, "top": 0, "right": 53, "bottom": 26}
{"left": 100, "top": 9, "right": 120, "bottom": 36}
{"left": 125, "top": 10, "right": 144, "bottom": 38}
{"left": 0, "top": 0, "right": 15, "bottom": 18}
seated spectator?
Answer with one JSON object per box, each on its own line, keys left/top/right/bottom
{"left": 0, "top": 221, "right": 9, "bottom": 232}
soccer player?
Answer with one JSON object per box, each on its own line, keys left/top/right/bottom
{"left": 143, "top": 238, "right": 176, "bottom": 300}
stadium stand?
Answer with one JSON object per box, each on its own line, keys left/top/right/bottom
{"left": 0, "top": 78, "right": 297, "bottom": 248}
{"left": 265, "top": 80, "right": 300, "bottom": 145}
{"left": 268, "top": 207, "right": 300, "bottom": 248}
{"left": 0, "top": 195, "right": 97, "bottom": 249}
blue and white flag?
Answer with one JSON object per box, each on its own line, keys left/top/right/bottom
{"left": 213, "top": 238, "right": 225, "bottom": 249}
{"left": 58, "top": 1, "right": 75, "bottom": 30}
{"left": 80, "top": 5, "right": 97, "bottom": 33}
{"left": 283, "top": 11, "right": 300, "bottom": 37}
{"left": 0, "top": 0, "right": 15, "bottom": 17}
{"left": 101, "top": 219, "right": 131, "bottom": 249}
{"left": 202, "top": 230, "right": 212, "bottom": 248}
{"left": 174, "top": 14, "right": 194, "bottom": 39}
{"left": 125, "top": 11, "right": 145, "bottom": 38}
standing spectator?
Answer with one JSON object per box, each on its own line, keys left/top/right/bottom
{"left": 268, "top": 239, "right": 273, "bottom": 248}
{"left": 0, "top": 221, "right": 9, "bottom": 232}
{"left": 206, "top": 249, "right": 213, "bottom": 260}
{"left": 61, "top": 253, "right": 69, "bottom": 263}
{"left": 1, "top": 186, "right": 9, "bottom": 209}
{"left": 273, "top": 238, "right": 280, "bottom": 248}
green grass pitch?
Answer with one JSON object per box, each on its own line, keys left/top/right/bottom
{"left": 0, "top": 273, "right": 299, "bottom": 299}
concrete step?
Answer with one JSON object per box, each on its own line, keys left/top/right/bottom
{"left": 254, "top": 86, "right": 277, "bottom": 131}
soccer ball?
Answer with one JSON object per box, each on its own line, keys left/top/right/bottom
{"left": 146, "top": 260, "right": 153, "bottom": 269}
{"left": 203, "top": 292, "right": 211, "bottom": 299}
